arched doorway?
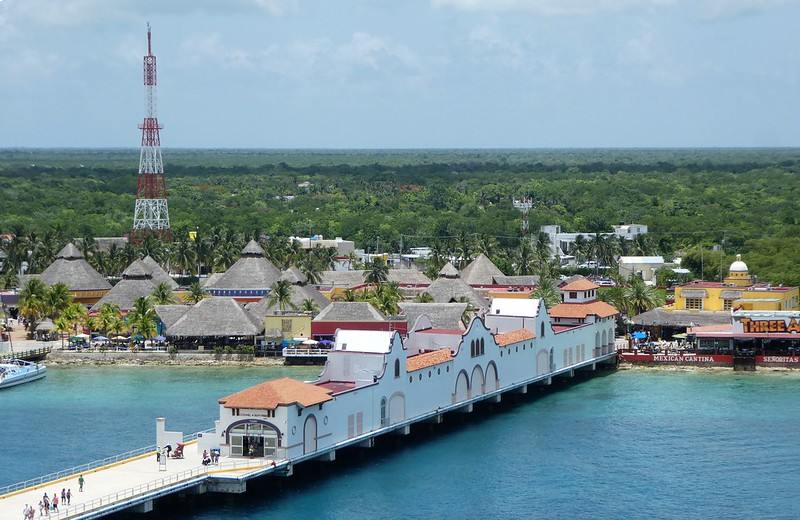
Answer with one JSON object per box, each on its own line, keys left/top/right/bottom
{"left": 453, "top": 370, "right": 469, "bottom": 403}
{"left": 226, "top": 419, "right": 280, "bottom": 458}
{"left": 485, "top": 362, "right": 499, "bottom": 391}
{"left": 470, "top": 365, "right": 484, "bottom": 397}
{"left": 389, "top": 392, "right": 406, "bottom": 424}
{"left": 303, "top": 415, "right": 317, "bottom": 454}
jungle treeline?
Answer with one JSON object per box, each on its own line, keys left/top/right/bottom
{"left": 1, "top": 148, "right": 798, "bottom": 285}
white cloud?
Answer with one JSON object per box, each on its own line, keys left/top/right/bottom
{"left": 432, "top": 0, "right": 799, "bottom": 16}
{"left": 1, "top": 0, "right": 294, "bottom": 26}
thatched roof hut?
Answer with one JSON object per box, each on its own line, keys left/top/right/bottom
{"left": 205, "top": 240, "right": 281, "bottom": 291}
{"left": 245, "top": 285, "right": 329, "bottom": 318}
{"left": 460, "top": 253, "right": 504, "bottom": 285}
{"left": 90, "top": 260, "right": 157, "bottom": 312}
{"left": 141, "top": 255, "right": 178, "bottom": 289}
{"left": 165, "top": 297, "right": 264, "bottom": 337}
{"left": 314, "top": 302, "right": 386, "bottom": 322}
{"left": 38, "top": 243, "right": 111, "bottom": 291}
{"left": 398, "top": 302, "right": 467, "bottom": 330}
{"left": 423, "top": 277, "right": 488, "bottom": 309}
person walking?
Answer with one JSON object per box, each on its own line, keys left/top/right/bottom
{"left": 51, "top": 493, "right": 58, "bottom": 512}
{"left": 22, "top": 503, "right": 29, "bottom": 520}
{"left": 78, "top": 474, "right": 84, "bottom": 492}
{"left": 38, "top": 500, "right": 44, "bottom": 517}
{"left": 66, "top": 488, "right": 71, "bottom": 505}
{"left": 42, "top": 494, "right": 49, "bottom": 515}
{"left": 60, "top": 489, "right": 66, "bottom": 504}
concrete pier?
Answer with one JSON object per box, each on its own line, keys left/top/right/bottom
{"left": 0, "top": 351, "right": 617, "bottom": 519}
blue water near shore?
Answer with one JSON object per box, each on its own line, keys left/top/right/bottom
{"left": 5, "top": 367, "right": 800, "bottom": 519}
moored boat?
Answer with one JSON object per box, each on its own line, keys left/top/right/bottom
{"left": 0, "top": 359, "right": 47, "bottom": 389}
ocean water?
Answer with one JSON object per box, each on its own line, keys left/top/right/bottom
{"left": 4, "top": 367, "right": 800, "bottom": 519}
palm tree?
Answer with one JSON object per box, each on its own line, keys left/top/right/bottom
{"left": 128, "top": 296, "right": 157, "bottom": 340}
{"left": 514, "top": 239, "right": 536, "bottom": 275}
{"left": 415, "top": 292, "right": 434, "bottom": 303}
{"left": 19, "top": 278, "right": 48, "bottom": 333}
{"left": 364, "top": 257, "right": 389, "bottom": 286}
{"left": 369, "top": 282, "right": 402, "bottom": 316}
{"left": 300, "top": 298, "right": 319, "bottom": 314}
{"left": 267, "top": 280, "right": 295, "bottom": 312}
{"left": 96, "top": 303, "right": 122, "bottom": 335}
{"left": 532, "top": 276, "right": 561, "bottom": 308}
{"left": 151, "top": 282, "right": 177, "bottom": 305}
{"left": 54, "top": 315, "right": 71, "bottom": 348}
{"left": 187, "top": 281, "right": 207, "bottom": 304}
{"left": 299, "top": 256, "right": 322, "bottom": 285}
{"left": 455, "top": 231, "right": 474, "bottom": 269}
{"left": 43, "top": 283, "right": 73, "bottom": 319}
{"left": 171, "top": 238, "right": 196, "bottom": 276}
{"left": 623, "top": 277, "right": 664, "bottom": 316}
{"left": 62, "top": 302, "right": 88, "bottom": 338}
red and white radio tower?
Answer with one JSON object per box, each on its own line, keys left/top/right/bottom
{"left": 132, "top": 22, "right": 171, "bottom": 242}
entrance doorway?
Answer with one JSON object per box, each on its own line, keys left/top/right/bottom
{"left": 229, "top": 422, "right": 278, "bottom": 458}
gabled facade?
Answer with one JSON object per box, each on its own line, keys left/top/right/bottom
{"left": 210, "top": 295, "right": 618, "bottom": 460}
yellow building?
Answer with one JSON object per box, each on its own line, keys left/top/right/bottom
{"left": 264, "top": 312, "right": 312, "bottom": 340}
{"left": 673, "top": 255, "right": 799, "bottom": 312}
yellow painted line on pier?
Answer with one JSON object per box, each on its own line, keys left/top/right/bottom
{"left": 0, "top": 440, "right": 199, "bottom": 501}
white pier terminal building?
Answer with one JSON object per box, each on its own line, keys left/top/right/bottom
{"left": 206, "top": 280, "right": 618, "bottom": 461}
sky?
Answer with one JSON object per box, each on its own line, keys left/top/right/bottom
{"left": 0, "top": 0, "right": 799, "bottom": 148}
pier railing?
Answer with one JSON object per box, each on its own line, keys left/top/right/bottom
{"left": 50, "top": 459, "right": 268, "bottom": 519}
{"left": 282, "top": 347, "right": 330, "bottom": 357}
{"left": 0, "top": 428, "right": 214, "bottom": 497}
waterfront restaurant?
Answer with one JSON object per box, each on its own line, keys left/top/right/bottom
{"left": 690, "top": 310, "right": 800, "bottom": 363}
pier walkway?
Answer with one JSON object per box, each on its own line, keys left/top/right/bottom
{"left": 0, "top": 441, "right": 270, "bottom": 519}
{"left": 1, "top": 351, "right": 618, "bottom": 519}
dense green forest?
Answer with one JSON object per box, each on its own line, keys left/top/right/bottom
{"left": 1, "top": 148, "right": 799, "bottom": 285}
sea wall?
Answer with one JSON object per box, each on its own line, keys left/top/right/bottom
{"left": 47, "top": 350, "right": 285, "bottom": 367}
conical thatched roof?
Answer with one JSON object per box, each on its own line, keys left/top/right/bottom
{"left": 154, "top": 304, "right": 190, "bottom": 329}
{"left": 165, "top": 297, "right": 264, "bottom": 337}
{"left": 280, "top": 266, "right": 307, "bottom": 285}
{"left": 422, "top": 277, "right": 488, "bottom": 309}
{"left": 245, "top": 285, "right": 329, "bottom": 318}
{"left": 122, "top": 260, "right": 150, "bottom": 279}
{"left": 438, "top": 262, "right": 459, "bottom": 278}
{"left": 314, "top": 302, "right": 386, "bottom": 322}
{"left": 90, "top": 278, "right": 158, "bottom": 312}
{"left": 142, "top": 256, "right": 178, "bottom": 289}
{"left": 206, "top": 242, "right": 281, "bottom": 291}
{"left": 242, "top": 240, "right": 265, "bottom": 256}
{"left": 398, "top": 302, "right": 467, "bottom": 330}
{"left": 39, "top": 242, "right": 111, "bottom": 291}
{"left": 459, "top": 253, "right": 504, "bottom": 285}
{"left": 57, "top": 243, "right": 83, "bottom": 260}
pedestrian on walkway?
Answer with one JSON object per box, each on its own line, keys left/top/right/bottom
{"left": 78, "top": 474, "right": 85, "bottom": 492}
{"left": 52, "top": 493, "right": 58, "bottom": 512}
{"left": 66, "top": 488, "right": 71, "bottom": 505}
{"left": 60, "top": 489, "right": 66, "bottom": 504}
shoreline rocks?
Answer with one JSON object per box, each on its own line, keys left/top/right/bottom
{"left": 46, "top": 350, "right": 288, "bottom": 367}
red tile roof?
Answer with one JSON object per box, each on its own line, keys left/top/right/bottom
{"left": 560, "top": 278, "right": 599, "bottom": 291}
{"left": 495, "top": 328, "right": 535, "bottom": 346}
{"left": 407, "top": 349, "right": 453, "bottom": 372}
{"left": 549, "top": 301, "right": 618, "bottom": 319}
{"left": 219, "top": 377, "right": 333, "bottom": 410}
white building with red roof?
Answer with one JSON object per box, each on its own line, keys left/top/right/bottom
{"left": 201, "top": 285, "right": 620, "bottom": 462}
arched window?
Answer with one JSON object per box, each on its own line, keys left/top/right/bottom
{"left": 394, "top": 358, "right": 400, "bottom": 378}
{"left": 540, "top": 322, "right": 545, "bottom": 337}
{"left": 380, "top": 397, "right": 387, "bottom": 427}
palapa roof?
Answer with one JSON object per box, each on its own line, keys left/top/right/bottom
{"left": 549, "top": 301, "right": 618, "bottom": 319}
{"left": 438, "top": 262, "right": 460, "bottom": 278}
{"left": 141, "top": 256, "right": 178, "bottom": 289}
{"left": 90, "top": 277, "right": 157, "bottom": 312}
{"left": 493, "top": 275, "right": 539, "bottom": 286}
{"left": 165, "top": 297, "right": 264, "bottom": 337}
{"left": 399, "top": 302, "right": 467, "bottom": 330}
{"left": 460, "top": 254, "right": 504, "bottom": 285}
{"left": 154, "top": 304, "right": 191, "bottom": 329}
{"left": 495, "top": 328, "right": 536, "bottom": 346}
{"left": 314, "top": 302, "right": 386, "bottom": 322}
{"left": 631, "top": 308, "right": 732, "bottom": 328}
{"left": 39, "top": 242, "right": 111, "bottom": 291}
{"left": 280, "top": 266, "right": 307, "bottom": 285}
{"left": 560, "top": 277, "right": 600, "bottom": 291}
{"left": 407, "top": 349, "right": 453, "bottom": 372}
{"left": 219, "top": 377, "right": 333, "bottom": 410}
{"left": 423, "top": 277, "right": 489, "bottom": 309}
{"left": 205, "top": 241, "right": 281, "bottom": 290}
{"left": 122, "top": 259, "right": 150, "bottom": 279}
{"left": 201, "top": 273, "right": 224, "bottom": 288}
{"left": 245, "top": 285, "right": 330, "bottom": 317}
{"left": 36, "top": 319, "right": 55, "bottom": 332}
{"left": 387, "top": 269, "right": 431, "bottom": 285}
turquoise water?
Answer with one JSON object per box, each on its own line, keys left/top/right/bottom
{"left": 4, "top": 367, "right": 800, "bottom": 519}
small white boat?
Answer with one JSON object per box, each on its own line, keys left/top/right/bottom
{"left": 0, "top": 359, "right": 47, "bottom": 389}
